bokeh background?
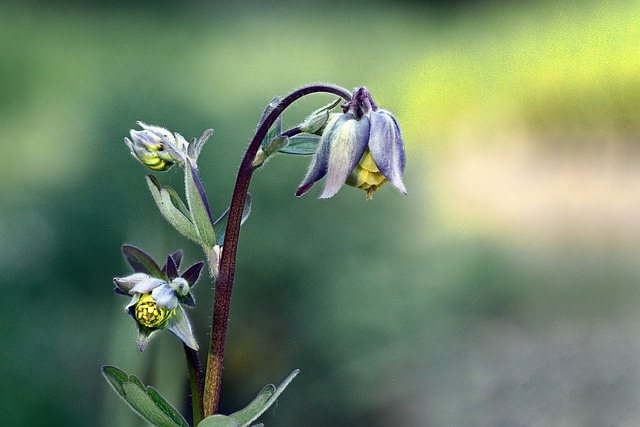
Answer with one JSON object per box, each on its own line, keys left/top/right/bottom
{"left": 2, "top": 0, "right": 640, "bottom": 425}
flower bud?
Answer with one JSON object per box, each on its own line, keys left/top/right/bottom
{"left": 125, "top": 129, "right": 177, "bottom": 171}
{"left": 299, "top": 98, "right": 342, "bottom": 135}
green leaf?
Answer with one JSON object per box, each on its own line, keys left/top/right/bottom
{"left": 146, "top": 175, "right": 200, "bottom": 244}
{"left": 185, "top": 160, "right": 217, "bottom": 250}
{"left": 102, "top": 365, "right": 128, "bottom": 397}
{"left": 229, "top": 369, "right": 299, "bottom": 427}
{"left": 197, "top": 414, "right": 241, "bottom": 427}
{"left": 213, "top": 192, "right": 252, "bottom": 247}
{"left": 228, "top": 385, "right": 274, "bottom": 426}
{"left": 278, "top": 135, "right": 321, "bottom": 155}
{"left": 102, "top": 366, "right": 189, "bottom": 427}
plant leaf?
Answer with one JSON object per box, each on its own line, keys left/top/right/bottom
{"left": 278, "top": 135, "right": 321, "bottom": 155}
{"left": 213, "top": 192, "right": 252, "bottom": 247}
{"left": 228, "top": 385, "right": 274, "bottom": 426}
{"left": 102, "top": 366, "right": 189, "bottom": 427}
{"left": 147, "top": 175, "right": 200, "bottom": 244}
{"left": 198, "top": 414, "right": 241, "bottom": 427}
{"left": 184, "top": 160, "right": 217, "bottom": 249}
{"left": 102, "top": 365, "right": 129, "bottom": 397}
{"left": 229, "top": 369, "right": 299, "bottom": 427}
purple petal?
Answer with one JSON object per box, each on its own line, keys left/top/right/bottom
{"left": 121, "top": 245, "right": 163, "bottom": 277}
{"left": 165, "top": 255, "right": 179, "bottom": 280}
{"left": 368, "top": 111, "right": 407, "bottom": 194}
{"left": 180, "top": 293, "right": 196, "bottom": 307}
{"left": 166, "top": 306, "right": 199, "bottom": 350}
{"left": 170, "top": 250, "right": 184, "bottom": 269}
{"left": 320, "top": 114, "right": 370, "bottom": 199}
{"left": 152, "top": 285, "right": 178, "bottom": 310}
{"left": 181, "top": 261, "right": 204, "bottom": 287}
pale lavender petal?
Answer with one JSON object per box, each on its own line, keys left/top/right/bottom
{"left": 368, "top": 111, "right": 407, "bottom": 194}
{"left": 152, "top": 285, "right": 178, "bottom": 310}
{"left": 130, "top": 277, "right": 165, "bottom": 294}
{"left": 124, "top": 293, "right": 141, "bottom": 313}
{"left": 296, "top": 114, "right": 343, "bottom": 196}
{"left": 113, "top": 273, "right": 150, "bottom": 293}
{"left": 166, "top": 306, "right": 199, "bottom": 350}
{"left": 320, "top": 114, "right": 370, "bottom": 199}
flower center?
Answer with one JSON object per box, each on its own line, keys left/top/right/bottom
{"left": 346, "top": 149, "right": 387, "bottom": 199}
{"left": 135, "top": 293, "right": 171, "bottom": 328}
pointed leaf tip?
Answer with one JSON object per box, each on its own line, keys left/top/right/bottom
{"left": 101, "top": 366, "right": 189, "bottom": 427}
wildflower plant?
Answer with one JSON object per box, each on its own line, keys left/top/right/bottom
{"left": 103, "top": 84, "right": 407, "bottom": 426}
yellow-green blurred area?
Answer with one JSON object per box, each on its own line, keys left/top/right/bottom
{"left": 2, "top": 0, "right": 640, "bottom": 425}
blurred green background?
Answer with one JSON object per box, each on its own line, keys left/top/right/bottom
{"left": 2, "top": 0, "right": 640, "bottom": 425}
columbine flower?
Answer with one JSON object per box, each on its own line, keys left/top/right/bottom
{"left": 296, "top": 87, "right": 406, "bottom": 200}
{"left": 113, "top": 245, "right": 204, "bottom": 351}
{"left": 124, "top": 122, "right": 213, "bottom": 170}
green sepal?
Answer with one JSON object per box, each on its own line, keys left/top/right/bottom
{"left": 228, "top": 369, "right": 299, "bottom": 427}
{"left": 277, "top": 135, "right": 321, "bottom": 155}
{"left": 102, "top": 366, "right": 189, "bottom": 427}
{"left": 197, "top": 415, "right": 241, "bottom": 427}
{"left": 262, "top": 135, "right": 289, "bottom": 158}
{"left": 146, "top": 175, "right": 200, "bottom": 243}
{"left": 185, "top": 160, "right": 217, "bottom": 250}
{"left": 298, "top": 98, "right": 341, "bottom": 134}
{"left": 261, "top": 116, "right": 283, "bottom": 148}
{"left": 214, "top": 192, "right": 252, "bottom": 247}
{"left": 257, "top": 97, "right": 283, "bottom": 147}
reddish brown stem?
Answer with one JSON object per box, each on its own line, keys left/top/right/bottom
{"left": 202, "top": 84, "right": 352, "bottom": 416}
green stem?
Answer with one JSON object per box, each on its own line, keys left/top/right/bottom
{"left": 202, "top": 84, "right": 352, "bottom": 416}
{"left": 183, "top": 344, "right": 204, "bottom": 425}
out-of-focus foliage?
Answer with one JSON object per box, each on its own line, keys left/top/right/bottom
{"left": 396, "top": 1, "right": 640, "bottom": 148}
{"left": 1, "top": 1, "right": 639, "bottom": 426}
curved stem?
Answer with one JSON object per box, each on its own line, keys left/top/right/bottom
{"left": 202, "top": 84, "right": 352, "bottom": 416}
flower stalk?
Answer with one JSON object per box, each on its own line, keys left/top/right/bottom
{"left": 184, "top": 344, "right": 204, "bottom": 425}
{"left": 202, "top": 83, "right": 352, "bottom": 416}
{"left": 111, "top": 82, "right": 404, "bottom": 424}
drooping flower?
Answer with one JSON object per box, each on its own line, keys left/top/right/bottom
{"left": 113, "top": 245, "right": 204, "bottom": 351}
{"left": 296, "top": 87, "right": 406, "bottom": 200}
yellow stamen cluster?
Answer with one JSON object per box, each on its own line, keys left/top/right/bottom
{"left": 346, "top": 149, "right": 387, "bottom": 200}
{"left": 135, "top": 293, "right": 171, "bottom": 328}
{"left": 138, "top": 146, "right": 174, "bottom": 171}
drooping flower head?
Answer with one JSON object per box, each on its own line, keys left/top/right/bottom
{"left": 113, "top": 245, "right": 204, "bottom": 351}
{"left": 296, "top": 87, "right": 406, "bottom": 199}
